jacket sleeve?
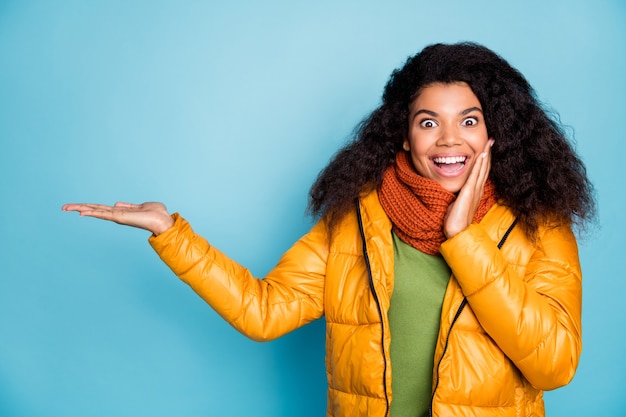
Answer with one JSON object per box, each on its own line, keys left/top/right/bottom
{"left": 439, "top": 222, "right": 582, "bottom": 390}
{"left": 148, "top": 213, "right": 328, "bottom": 342}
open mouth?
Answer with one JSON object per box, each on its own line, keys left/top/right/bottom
{"left": 432, "top": 155, "right": 467, "bottom": 173}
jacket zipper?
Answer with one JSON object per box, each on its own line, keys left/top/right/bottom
{"left": 428, "top": 298, "right": 467, "bottom": 417}
{"left": 428, "top": 217, "right": 518, "bottom": 416}
{"left": 356, "top": 202, "right": 390, "bottom": 417}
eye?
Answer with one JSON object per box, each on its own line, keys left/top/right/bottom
{"left": 419, "top": 119, "right": 438, "bottom": 128}
{"left": 461, "top": 117, "right": 479, "bottom": 127}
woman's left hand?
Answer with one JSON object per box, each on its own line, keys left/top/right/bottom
{"left": 444, "top": 139, "right": 494, "bottom": 238}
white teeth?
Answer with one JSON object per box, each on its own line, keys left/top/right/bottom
{"left": 433, "top": 156, "right": 466, "bottom": 164}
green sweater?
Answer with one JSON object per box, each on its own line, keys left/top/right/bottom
{"left": 388, "top": 232, "right": 451, "bottom": 417}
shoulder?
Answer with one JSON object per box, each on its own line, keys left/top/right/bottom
{"left": 357, "top": 190, "right": 392, "bottom": 233}
{"left": 532, "top": 221, "right": 580, "bottom": 277}
{"left": 321, "top": 189, "right": 392, "bottom": 251}
{"left": 483, "top": 203, "right": 580, "bottom": 276}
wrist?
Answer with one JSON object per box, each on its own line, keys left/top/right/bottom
{"left": 444, "top": 221, "right": 468, "bottom": 239}
{"left": 152, "top": 215, "right": 175, "bottom": 236}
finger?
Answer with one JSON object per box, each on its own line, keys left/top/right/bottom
{"left": 475, "top": 151, "right": 490, "bottom": 188}
{"left": 77, "top": 210, "right": 118, "bottom": 221}
{"left": 62, "top": 203, "right": 89, "bottom": 211}
{"left": 463, "top": 151, "right": 485, "bottom": 191}
{"left": 114, "top": 202, "right": 137, "bottom": 209}
{"left": 468, "top": 141, "right": 492, "bottom": 191}
{"left": 476, "top": 140, "right": 494, "bottom": 186}
{"left": 62, "top": 203, "right": 113, "bottom": 212}
{"left": 483, "top": 138, "right": 495, "bottom": 153}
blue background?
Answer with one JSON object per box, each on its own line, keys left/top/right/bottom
{"left": 1, "top": 1, "right": 624, "bottom": 415}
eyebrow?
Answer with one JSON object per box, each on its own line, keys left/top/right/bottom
{"left": 461, "top": 106, "right": 483, "bottom": 116}
{"left": 412, "top": 106, "right": 484, "bottom": 120}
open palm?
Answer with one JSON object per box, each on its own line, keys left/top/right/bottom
{"left": 62, "top": 201, "right": 174, "bottom": 235}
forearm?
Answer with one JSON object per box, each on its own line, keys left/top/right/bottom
{"left": 149, "top": 214, "right": 326, "bottom": 341}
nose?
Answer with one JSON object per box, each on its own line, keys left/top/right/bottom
{"left": 436, "top": 124, "right": 462, "bottom": 146}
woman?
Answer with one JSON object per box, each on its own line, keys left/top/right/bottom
{"left": 63, "top": 42, "right": 595, "bottom": 417}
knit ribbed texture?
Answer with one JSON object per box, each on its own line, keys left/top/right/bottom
{"left": 379, "top": 151, "right": 497, "bottom": 255}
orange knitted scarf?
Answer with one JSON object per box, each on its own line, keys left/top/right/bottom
{"left": 379, "top": 151, "right": 497, "bottom": 255}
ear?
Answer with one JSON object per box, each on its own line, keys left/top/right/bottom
{"left": 402, "top": 139, "right": 410, "bottom": 151}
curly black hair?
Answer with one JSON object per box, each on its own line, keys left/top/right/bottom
{"left": 308, "top": 42, "right": 596, "bottom": 238}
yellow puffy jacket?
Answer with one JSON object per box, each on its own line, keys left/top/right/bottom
{"left": 149, "top": 191, "right": 582, "bottom": 417}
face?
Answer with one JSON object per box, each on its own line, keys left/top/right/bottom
{"left": 403, "top": 82, "right": 490, "bottom": 193}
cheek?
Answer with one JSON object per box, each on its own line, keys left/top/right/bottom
{"left": 472, "top": 129, "right": 490, "bottom": 148}
{"left": 406, "top": 143, "right": 431, "bottom": 176}
{"left": 407, "top": 135, "right": 430, "bottom": 158}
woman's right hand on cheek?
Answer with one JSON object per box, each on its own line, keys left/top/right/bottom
{"left": 443, "top": 139, "right": 494, "bottom": 239}
{"left": 61, "top": 202, "right": 175, "bottom": 236}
